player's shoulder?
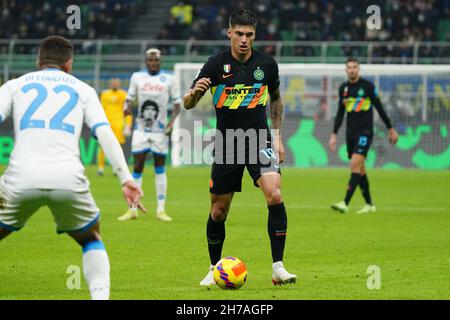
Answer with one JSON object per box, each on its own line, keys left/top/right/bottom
{"left": 202, "top": 50, "right": 230, "bottom": 67}
{"left": 253, "top": 49, "right": 277, "bottom": 65}
{"left": 359, "top": 77, "right": 375, "bottom": 88}
{"left": 159, "top": 69, "right": 174, "bottom": 75}
{"left": 338, "top": 81, "right": 349, "bottom": 91}
{"left": 6, "top": 69, "right": 94, "bottom": 95}
{"left": 159, "top": 69, "right": 176, "bottom": 79}
{"left": 130, "top": 69, "right": 149, "bottom": 79}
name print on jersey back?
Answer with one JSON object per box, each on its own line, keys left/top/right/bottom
{"left": 0, "top": 68, "right": 109, "bottom": 191}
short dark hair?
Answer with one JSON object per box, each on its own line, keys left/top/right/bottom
{"left": 346, "top": 57, "right": 359, "bottom": 65}
{"left": 229, "top": 9, "right": 257, "bottom": 29}
{"left": 38, "top": 36, "right": 74, "bottom": 66}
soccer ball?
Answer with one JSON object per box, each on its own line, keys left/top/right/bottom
{"left": 213, "top": 256, "right": 247, "bottom": 290}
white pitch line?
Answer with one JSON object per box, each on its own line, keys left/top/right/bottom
{"left": 99, "top": 199, "right": 449, "bottom": 213}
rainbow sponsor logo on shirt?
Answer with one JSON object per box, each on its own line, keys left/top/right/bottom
{"left": 211, "top": 84, "right": 269, "bottom": 109}
{"left": 345, "top": 97, "right": 372, "bottom": 112}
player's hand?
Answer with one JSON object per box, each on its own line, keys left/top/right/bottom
{"left": 122, "top": 180, "right": 147, "bottom": 213}
{"left": 123, "top": 125, "right": 132, "bottom": 138}
{"left": 329, "top": 134, "right": 337, "bottom": 152}
{"left": 165, "top": 123, "right": 173, "bottom": 136}
{"left": 389, "top": 128, "right": 398, "bottom": 145}
{"left": 123, "top": 101, "right": 132, "bottom": 116}
{"left": 192, "top": 78, "right": 211, "bottom": 96}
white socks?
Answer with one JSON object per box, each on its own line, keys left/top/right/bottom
{"left": 132, "top": 171, "right": 143, "bottom": 188}
{"left": 130, "top": 171, "right": 143, "bottom": 212}
{"left": 131, "top": 167, "right": 167, "bottom": 213}
{"left": 82, "top": 241, "right": 110, "bottom": 300}
{"left": 155, "top": 170, "right": 167, "bottom": 213}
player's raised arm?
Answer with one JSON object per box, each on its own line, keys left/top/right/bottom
{"left": 183, "top": 77, "right": 211, "bottom": 110}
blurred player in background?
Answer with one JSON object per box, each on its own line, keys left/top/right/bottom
{"left": 329, "top": 57, "right": 398, "bottom": 214}
{"left": 97, "top": 78, "right": 132, "bottom": 176}
{"left": 118, "top": 48, "right": 181, "bottom": 222}
{"left": 183, "top": 9, "right": 297, "bottom": 286}
{"left": 0, "top": 36, "right": 144, "bottom": 300}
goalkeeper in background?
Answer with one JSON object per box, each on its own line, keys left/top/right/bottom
{"left": 97, "top": 78, "right": 132, "bottom": 176}
{"left": 329, "top": 57, "right": 398, "bottom": 214}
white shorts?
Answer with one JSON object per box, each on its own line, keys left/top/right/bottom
{"left": 0, "top": 182, "right": 99, "bottom": 234}
{"left": 131, "top": 131, "right": 168, "bottom": 156}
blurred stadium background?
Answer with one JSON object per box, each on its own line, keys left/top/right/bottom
{"left": 1, "top": 0, "right": 450, "bottom": 169}
{"left": 1, "top": 0, "right": 450, "bottom": 301}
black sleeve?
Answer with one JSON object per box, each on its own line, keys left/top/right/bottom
{"left": 332, "top": 85, "right": 345, "bottom": 134}
{"left": 268, "top": 57, "right": 280, "bottom": 96}
{"left": 371, "top": 84, "right": 393, "bottom": 129}
{"left": 190, "top": 56, "right": 217, "bottom": 90}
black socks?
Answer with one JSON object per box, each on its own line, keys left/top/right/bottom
{"left": 359, "top": 174, "right": 372, "bottom": 205}
{"left": 206, "top": 214, "right": 225, "bottom": 265}
{"left": 268, "top": 202, "right": 287, "bottom": 263}
{"left": 344, "top": 173, "right": 361, "bottom": 205}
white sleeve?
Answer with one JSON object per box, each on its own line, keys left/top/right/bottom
{"left": 83, "top": 87, "right": 110, "bottom": 137}
{"left": 126, "top": 73, "right": 138, "bottom": 102}
{"left": 0, "top": 82, "right": 13, "bottom": 123}
{"left": 95, "top": 125, "right": 133, "bottom": 185}
{"left": 170, "top": 76, "right": 182, "bottom": 105}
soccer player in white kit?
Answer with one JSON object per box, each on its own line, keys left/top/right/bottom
{"left": 118, "top": 48, "right": 181, "bottom": 222}
{"left": 0, "top": 36, "right": 144, "bottom": 300}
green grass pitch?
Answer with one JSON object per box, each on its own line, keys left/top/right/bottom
{"left": 0, "top": 165, "right": 449, "bottom": 300}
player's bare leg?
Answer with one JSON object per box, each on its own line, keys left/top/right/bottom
{"left": 200, "top": 192, "right": 234, "bottom": 286}
{"left": 118, "top": 152, "right": 147, "bottom": 221}
{"left": 153, "top": 154, "right": 171, "bottom": 222}
{"left": 68, "top": 221, "right": 110, "bottom": 300}
{"left": 0, "top": 227, "right": 13, "bottom": 241}
{"left": 258, "top": 173, "right": 297, "bottom": 286}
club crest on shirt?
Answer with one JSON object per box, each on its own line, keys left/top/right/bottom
{"left": 358, "top": 88, "right": 365, "bottom": 96}
{"left": 254, "top": 67, "right": 264, "bottom": 81}
{"left": 223, "top": 64, "right": 231, "bottom": 73}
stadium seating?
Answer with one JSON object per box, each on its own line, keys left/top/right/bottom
{"left": 160, "top": 0, "right": 450, "bottom": 43}
{"left": 0, "top": 0, "right": 145, "bottom": 41}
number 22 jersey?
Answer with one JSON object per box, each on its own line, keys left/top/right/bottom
{"left": 0, "top": 68, "right": 109, "bottom": 191}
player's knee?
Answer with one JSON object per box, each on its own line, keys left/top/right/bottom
{"left": 69, "top": 228, "right": 102, "bottom": 247}
{"left": 266, "top": 188, "right": 282, "bottom": 206}
{"left": 133, "top": 164, "right": 144, "bottom": 173}
{"left": 360, "top": 165, "right": 366, "bottom": 176}
{"left": 350, "top": 159, "right": 362, "bottom": 173}
{"left": 210, "top": 205, "right": 228, "bottom": 222}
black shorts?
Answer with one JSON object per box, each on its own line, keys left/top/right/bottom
{"left": 347, "top": 135, "right": 373, "bottom": 159}
{"left": 209, "top": 146, "right": 281, "bottom": 195}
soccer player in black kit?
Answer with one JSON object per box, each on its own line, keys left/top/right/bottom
{"left": 183, "top": 9, "right": 297, "bottom": 286}
{"left": 329, "top": 58, "right": 398, "bottom": 214}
